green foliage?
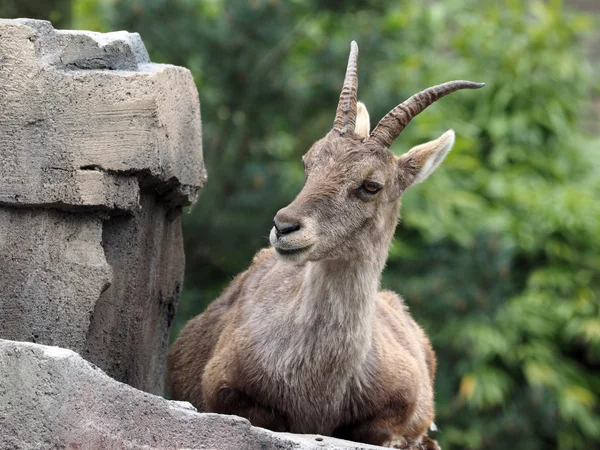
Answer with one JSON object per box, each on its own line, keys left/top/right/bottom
{"left": 71, "top": 0, "right": 600, "bottom": 448}
{"left": 377, "top": 3, "right": 600, "bottom": 449}
{"left": 0, "top": 0, "right": 71, "bottom": 27}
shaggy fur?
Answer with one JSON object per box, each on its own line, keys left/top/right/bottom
{"left": 168, "top": 42, "right": 481, "bottom": 450}
{"left": 168, "top": 127, "right": 454, "bottom": 449}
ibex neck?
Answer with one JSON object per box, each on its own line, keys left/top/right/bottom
{"left": 294, "top": 214, "right": 397, "bottom": 377}
{"left": 298, "top": 256, "right": 382, "bottom": 326}
{"left": 289, "top": 257, "right": 379, "bottom": 384}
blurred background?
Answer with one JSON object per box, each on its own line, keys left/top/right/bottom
{"left": 2, "top": 0, "right": 599, "bottom": 448}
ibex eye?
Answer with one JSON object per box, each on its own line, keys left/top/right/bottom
{"left": 361, "top": 181, "right": 381, "bottom": 194}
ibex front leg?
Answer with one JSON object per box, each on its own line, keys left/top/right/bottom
{"left": 334, "top": 376, "right": 439, "bottom": 450}
{"left": 207, "top": 383, "right": 289, "bottom": 431}
{"left": 336, "top": 413, "right": 440, "bottom": 450}
{"left": 202, "top": 354, "right": 289, "bottom": 431}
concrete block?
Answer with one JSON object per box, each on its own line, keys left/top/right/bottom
{"left": 0, "top": 340, "right": 382, "bottom": 450}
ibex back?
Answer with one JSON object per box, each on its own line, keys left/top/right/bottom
{"left": 167, "top": 41, "right": 484, "bottom": 449}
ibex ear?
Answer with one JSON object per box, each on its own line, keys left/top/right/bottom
{"left": 397, "top": 130, "right": 455, "bottom": 189}
{"left": 355, "top": 102, "right": 370, "bottom": 138}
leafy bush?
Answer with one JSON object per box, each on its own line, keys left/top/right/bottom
{"left": 73, "top": 0, "right": 599, "bottom": 448}
{"left": 378, "top": 3, "right": 600, "bottom": 448}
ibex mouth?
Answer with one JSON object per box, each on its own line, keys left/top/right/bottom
{"left": 274, "top": 245, "right": 312, "bottom": 259}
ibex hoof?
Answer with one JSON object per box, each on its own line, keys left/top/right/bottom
{"left": 382, "top": 435, "right": 441, "bottom": 450}
{"left": 382, "top": 436, "right": 408, "bottom": 449}
{"left": 419, "top": 435, "right": 441, "bottom": 450}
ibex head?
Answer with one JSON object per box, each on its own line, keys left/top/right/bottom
{"left": 270, "top": 41, "right": 484, "bottom": 262}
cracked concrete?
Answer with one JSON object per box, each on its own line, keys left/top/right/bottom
{"left": 0, "top": 19, "right": 205, "bottom": 394}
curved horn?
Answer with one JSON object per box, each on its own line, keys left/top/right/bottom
{"left": 333, "top": 41, "right": 359, "bottom": 135}
{"left": 367, "top": 80, "right": 485, "bottom": 148}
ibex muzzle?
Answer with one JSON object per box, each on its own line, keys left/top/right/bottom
{"left": 168, "top": 41, "right": 484, "bottom": 449}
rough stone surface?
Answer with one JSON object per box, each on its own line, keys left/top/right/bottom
{"left": 0, "top": 340, "right": 383, "bottom": 450}
{"left": 0, "top": 18, "right": 206, "bottom": 210}
{"left": 0, "top": 19, "right": 205, "bottom": 394}
{"left": 83, "top": 194, "right": 185, "bottom": 393}
{"left": 0, "top": 208, "right": 111, "bottom": 350}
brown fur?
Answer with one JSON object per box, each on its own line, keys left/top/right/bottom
{"left": 168, "top": 126, "right": 453, "bottom": 449}
{"left": 168, "top": 44, "right": 471, "bottom": 449}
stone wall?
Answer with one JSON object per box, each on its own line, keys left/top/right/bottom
{"left": 0, "top": 18, "right": 206, "bottom": 395}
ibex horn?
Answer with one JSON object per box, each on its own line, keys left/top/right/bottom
{"left": 333, "top": 41, "right": 359, "bottom": 135}
{"left": 367, "top": 80, "right": 485, "bottom": 148}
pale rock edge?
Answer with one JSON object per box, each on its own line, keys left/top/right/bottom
{"left": 0, "top": 339, "right": 384, "bottom": 450}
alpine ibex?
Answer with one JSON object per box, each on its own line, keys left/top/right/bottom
{"left": 168, "top": 41, "right": 484, "bottom": 449}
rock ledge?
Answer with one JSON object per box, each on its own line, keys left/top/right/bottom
{"left": 0, "top": 339, "right": 383, "bottom": 450}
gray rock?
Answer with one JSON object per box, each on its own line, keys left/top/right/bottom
{"left": 0, "top": 18, "right": 206, "bottom": 210}
{"left": 83, "top": 193, "right": 186, "bottom": 393}
{"left": 0, "top": 208, "right": 111, "bottom": 350}
{"left": 0, "top": 19, "right": 205, "bottom": 394}
{"left": 0, "top": 339, "right": 383, "bottom": 450}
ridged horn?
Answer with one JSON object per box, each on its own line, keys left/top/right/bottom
{"left": 367, "top": 80, "right": 485, "bottom": 148}
{"left": 333, "top": 41, "right": 359, "bottom": 135}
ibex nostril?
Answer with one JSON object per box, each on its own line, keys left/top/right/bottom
{"left": 273, "top": 217, "right": 301, "bottom": 238}
{"left": 281, "top": 222, "right": 301, "bottom": 235}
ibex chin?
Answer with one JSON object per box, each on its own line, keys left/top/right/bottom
{"left": 168, "top": 41, "right": 484, "bottom": 449}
